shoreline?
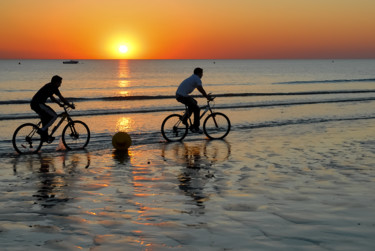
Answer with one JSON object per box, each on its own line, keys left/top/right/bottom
{"left": 1, "top": 118, "right": 374, "bottom": 250}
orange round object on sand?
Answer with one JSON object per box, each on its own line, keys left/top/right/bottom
{"left": 112, "top": 132, "right": 132, "bottom": 151}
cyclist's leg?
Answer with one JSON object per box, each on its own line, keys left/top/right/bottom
{"left": 176, "top": 96, "right": 191, "bottom": 124}
{"left": 184, "top": 97, "right": 200, "bottom": 129}
{"left": 38, "top": 104, "right": 58, "bottom": 131}
{"left": 31, "top": 103, "right": 47, "bottom": 138}
{"left": 177, "top": 96, "right": 201, "bottom": 129}
{"left": 32, "top": 104, "right": 57, "bottom": 141}
{"left": 192, "top": 103, "right": 200, "bottom": 130}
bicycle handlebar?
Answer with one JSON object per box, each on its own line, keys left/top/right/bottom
{"left": 207, "top": 96, "right": 215, "bottom": 103}
{"left": 206, "top": 92, "right": 215, "bottom": 102}
{"left": 62, "top": 103, "right": 75, "bottom": 112}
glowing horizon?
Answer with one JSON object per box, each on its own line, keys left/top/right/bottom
{"left": 1, "top": 0, "right": 374, "bottom": 59}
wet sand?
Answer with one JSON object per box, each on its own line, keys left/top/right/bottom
{"left": 1, "top": 116, "right": 375, "bottom": 250}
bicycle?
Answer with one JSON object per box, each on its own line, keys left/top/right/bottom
{"left": 12, "top": 104, "right": 90, "bottom": 154}
{"left": 161, "top": 97, "right": 231, "bottom": 142}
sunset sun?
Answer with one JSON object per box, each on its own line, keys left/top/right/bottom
{"left": 106, "top": 38, "right": 136, "bottom": 58}
{"left": 119, "top": 45, "right": 128, "bottom": 54}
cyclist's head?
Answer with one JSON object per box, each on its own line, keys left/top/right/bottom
{"left": 194, "top": 68, "right": 203, "bottom": 78}
{"left": 51, "top": 75, "right": 62, "bottom": 86}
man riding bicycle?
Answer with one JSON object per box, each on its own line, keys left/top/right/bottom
{"left": 30, "top": 75, "right": 74, "bottom": 142}
{"left": 176, "top": 68, "right": 213, "bottom": 134}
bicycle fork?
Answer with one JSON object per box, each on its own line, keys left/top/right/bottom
{"left": 64, "top": 117, "right": 79, "bottom": 139}
{"left": 201, "top": 106, "right": 219, "bottom": 128}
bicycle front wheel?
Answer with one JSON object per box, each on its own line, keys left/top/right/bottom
{"left": 62, "top": 120, "right": 90, "bottom": 150}
{"left": 161, "top": 114, "right": 188, "bottom": 142}
{"left": 12, "top": 123, "right": 43, "bottom": 154}
{"left": 203, "top": 112, "right": 231, "bottom": 139}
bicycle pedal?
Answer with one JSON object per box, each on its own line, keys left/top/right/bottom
{"left": 46, "top": 136, "right": 55, "bottom": 143}
{"left": 37, "top": 129, "right": 47, "bottom": 136}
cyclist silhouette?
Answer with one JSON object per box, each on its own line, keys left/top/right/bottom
{"left": 176, "top": 68, "right": 212, "bottom": 134}
{"left": 30, "top": 75, "right": 74, "bottom": 142}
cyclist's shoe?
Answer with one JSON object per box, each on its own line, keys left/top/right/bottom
{"left": 191, "top": 128, "right": 203, "bottom": 134}
{"left": 37, "top": 130, "right": 48, "bottom": 141}
{"left": 37, "top": 130, "right": 54, "bottom": 143}
{"left": 46, "top": 136, "right": 55, "bottom": 144}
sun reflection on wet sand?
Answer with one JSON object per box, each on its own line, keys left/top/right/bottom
{"left": 6, "top": 131, "right": 234, "bottom": 249}
{"left": 110, "top": 147, "right": 165, "bottom": 248}
{"left": 3, "top": 115, "right": 375, "bottom": 250}
{"left": 161, "top": 141, "right": 231, "bottom": 216}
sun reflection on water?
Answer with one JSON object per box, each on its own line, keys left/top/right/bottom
{"left": 115, "top": 117, "right": 133, "bottom": 132}
{"left": 118, "top": 60, "right": 130, "bottom": 97}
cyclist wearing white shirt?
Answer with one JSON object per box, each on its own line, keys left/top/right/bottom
{"left": 176, "top": 68, "right": 212, "bottom": 133}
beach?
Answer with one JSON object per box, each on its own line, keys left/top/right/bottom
{"left": 1, "top": 110, "right": 374, "bottom": 250}
{"left": 1, "top": 59, "right": 375, "bottom": 250}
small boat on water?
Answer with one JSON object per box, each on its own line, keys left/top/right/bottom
{"left": 63, "top": 60, "right": 79, "bottom": 64}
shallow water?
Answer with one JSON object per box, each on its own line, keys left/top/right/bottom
{"left": 1, "top": 59, "right": 374, "bottom": 155}
{"left": 1, "top": 59, "right": 375, "bottom": 250}
{"left": 1, "top": 117, "right": 374, "bottom": 250}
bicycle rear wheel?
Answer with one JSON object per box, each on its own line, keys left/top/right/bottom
{"left": 12, "top": 123, "right": 43, "bottom": 154}
{"left": 203, "top": 112, "right": 231, "bottom": 139}
{"left": 62, "top": 120, "right": 90, "bottom": 150}
{"left": 161, "top": 114, "right": 188, "bottom": 142}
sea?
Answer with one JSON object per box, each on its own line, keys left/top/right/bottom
{"left": 1, "top": 59, "right": 375, "bottom": 250}
{"left": 1, "top": 59, "right": 375, "bottom": 156}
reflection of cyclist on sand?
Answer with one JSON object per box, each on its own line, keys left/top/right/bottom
{"left": 176, "top": 68, "right": 213, "bottom": 134}
{"left": 30, "top": 75, "right": 75, "bottom": 142}
{"left": 161, "top": 141, "right": 231, "bottom": 166}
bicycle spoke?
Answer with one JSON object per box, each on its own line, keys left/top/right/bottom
{"left": 203, "top": 112, "right": 231, "bottom": 139}
{"left": 161, "top": 114, "right": 188, "bottom": 142}
{"left": 62, "top": 121, "right": 90, "bottom": 150}
{"left": 12, "top": 123, "right": 43, "bottom": 154}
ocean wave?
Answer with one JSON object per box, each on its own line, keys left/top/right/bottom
{"left": 233, "top": 115, "right": 375, "bottom": 133}
{"left": 274, "top": 78, "right": 375, "bottom": 85}
{"left": 2, "top": 97, "right": 375, "bottom": 121}
{"left": 1, "top": 90, "right": 375, "bottom": 105}
{"left": 1, "top": 115, "right": 375, "bottom": 158}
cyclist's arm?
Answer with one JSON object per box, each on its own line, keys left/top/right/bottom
{"left": 53, "top": 92, "right": 73, "bottom": 107}
{"left": 50, "top": 95, "right": 61, "bottom": 105}
{"left": 197, "top": 86, "right": 212, "bottom": 100}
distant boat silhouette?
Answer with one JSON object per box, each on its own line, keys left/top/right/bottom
{"left": 63, "top": 60, "right": 79, "bottom": 64}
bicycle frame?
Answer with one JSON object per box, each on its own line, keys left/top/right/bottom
{"left": 37, "top": 106, "right": 74, "bottom": 137}
{"left": 184, "top": 99, "right": 214, "bottom": 127}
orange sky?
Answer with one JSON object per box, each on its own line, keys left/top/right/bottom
{"left": 1, "top": 0, "right": 374, "bottom": 59}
